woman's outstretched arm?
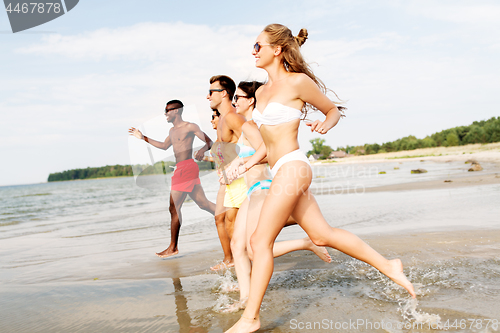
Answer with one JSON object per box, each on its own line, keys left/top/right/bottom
{"left": 292, "top": 73, "right": 342, "bottom": 134}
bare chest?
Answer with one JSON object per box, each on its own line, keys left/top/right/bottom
{"left": 170, "top": 128, "right": 194, "bottom": 145}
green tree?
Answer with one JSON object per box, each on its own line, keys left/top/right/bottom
{"left": 319, "top": 145, "right": 333, "bottom": 159}
{"left": 484, "top": 117, "right": 500, "bottom": 143}
{"left": 309, "top": 138, "right": 326, "bottom": 155}
{"left": 308, "top": 138, "right": 334, "bottom": 159}
{"left": 463, "top": 125, "right": 486, "bottom": 144}
{"left": 399, "top": 135, "right": 418, "bottom": 151}
{"left": 421, "top": 136, "right": 436, "bottom": 148}
{"left": 445, "top": 132, "right": 459, "bottom": 146}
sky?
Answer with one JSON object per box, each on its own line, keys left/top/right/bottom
{"left": 1, "top": 0, "right": 500, "bottom": 186}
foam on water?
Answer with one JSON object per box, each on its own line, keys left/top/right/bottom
{"left": 400, "top": 298, "right": 443, "bottom": 329}
{"left": 212, "top": 270, "right": 239, "bottom": 312}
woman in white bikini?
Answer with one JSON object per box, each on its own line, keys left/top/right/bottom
{"left": 223, "top": 81, "right": 331, "bottom": 313}
{"left": 225, "top": 24, "right": 416, "bottom": 333}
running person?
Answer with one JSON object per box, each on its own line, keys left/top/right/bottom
{"left": 208, "top": 75, "right": 247, "bottom": 271}
{"left": 225, "top": 24, "right": 416, "bottom": 333}
{"left": 222, "top": 80, "right": 331, "bottom": 313}
{"left": 129, "top": 100, "right": 216, "bottom": 258}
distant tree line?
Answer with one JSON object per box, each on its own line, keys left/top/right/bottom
{"left": 343, "top": 116, "right": 500, "bottom": 155}
{"left": 47, "top": 161, "right": 215, "bottom": 182}
{"left": 306, "top": 138, "right": 333, "bottom": 159}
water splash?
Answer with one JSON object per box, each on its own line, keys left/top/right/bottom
{"left": 399, "top": 298, "right": 443, "bottom": 329}
{"left": 212, "top": 270, "right": 239, "bottom": 313}
{"left": 211, "top": 269, "right": 239, "bottom": 293}
{"left": 212, "top": 293, "right": 232, "bottom": 313}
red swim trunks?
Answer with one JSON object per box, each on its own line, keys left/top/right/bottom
{"left": 171, "top": 159, "right": 201, "bottom": 192}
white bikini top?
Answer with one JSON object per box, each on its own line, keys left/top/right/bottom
{"left": 252, "top": 102, "right": 302, "bottom": 128}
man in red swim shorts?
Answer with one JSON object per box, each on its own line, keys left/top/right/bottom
{"left": 129, "top": 100, "right": 216, "bottom": 258}
{"left": 171, "top": 158, "right": 201, "bottom": 192}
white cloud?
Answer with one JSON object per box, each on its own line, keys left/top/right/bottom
{"left": 3, "top": 15, "right": 500, "bottom": 185}
{"left": 17, "top": 22, "right": 261, "bottom": 62}
{"left": 407, "top": 1, "right": 500, "bottom": 24}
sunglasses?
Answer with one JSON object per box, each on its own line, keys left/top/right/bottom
{"left": 253, "top": 42, "right": 272, "bottom": 53}
{"left": 211, "top": 114, "right": 219, "bottom": 120}
{"left": 164, "top": 107, "right": 178, "bottom": 114}
{"left": 209, "top": 89, "right": 225, "bottom": 96}
{"left": 233, "top": 94, "right": 250, "bottom": 103}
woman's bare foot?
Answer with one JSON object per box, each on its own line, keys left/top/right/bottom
{"left": 155, "top": 248, "right": 179, "bottom": 258}
{"left": 225, "top": 315, "right": 260, "bottom": 333}
{"left": 210, "top": 260, "right": 235, "bottom": 271}
{"left": 222, "top": 298, "right": 248, "bottom": 313}
{"left": 384, "top": 259, "right": 416, "bottom": 298}
{"left": 305, "top": 238, "right": 332, "bottom": 263}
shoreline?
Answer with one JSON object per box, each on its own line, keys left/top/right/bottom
{"left": 3, "top": 225, "right": 499, "bottom": 284}
{"left": 314, "top": 142, "right": 500, "bottom": 166}
{"left": 2, "top": 154, "right": 499, "bottom": 332}
{"left": 2, "top": 226, "right": 499, "bottom": 332}
{"left": 310, "top": 142, "right": 500, "bottom": 193}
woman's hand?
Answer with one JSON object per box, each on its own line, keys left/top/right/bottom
{"left": 237, "top": 164, "right": 247, "bottom": 176}
{"left": 305, "top": 120, "right": 333, "bottom": 134}
{"left": 226, "top": 157, "right": 243, "bottom": 181}
{"left": 219, "top": 173, "right": 228, "bottom": 185}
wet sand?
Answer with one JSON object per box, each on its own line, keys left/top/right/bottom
{"left": 2, "top": 228, "right": 500, "bottom": 332}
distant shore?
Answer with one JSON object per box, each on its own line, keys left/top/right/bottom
{"left": 310, "top": 142, "right": 500, "bottom": 193}
{"left": 317, "top": 142, "right": 500, "bottom": 165}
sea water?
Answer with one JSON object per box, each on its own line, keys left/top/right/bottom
{"left": 1, "top": 160, "right": 500, "bottom": 332}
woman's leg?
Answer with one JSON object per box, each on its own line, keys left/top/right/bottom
{"left": 229, "top": 198, "right": 251, "bottom": 304}
{"left": 225, "top": 188, "right": 330, "bottom": 314}
{"left": 226, "top": 161, "right": 312, "bottom": 333}
{"left": 290, "top": 188, "right": 416, "bottom": 297}
{"left": 245, "top": 190, "right": 330, "bottom": 263}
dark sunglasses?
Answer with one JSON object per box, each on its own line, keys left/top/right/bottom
{"left": 209, "top": 89, "right": 225, "bottom": 96}
{"left": 253, "top": 42, "right": 272, "bottom": 53}
{"left": 233, "top": 94, "right": 250, "bottom": 103}
{"left": 211, "top": 114, "right": 219, "bottom": 120}
{"left": 164, "top": 107, "right": 178, "bottom": 114}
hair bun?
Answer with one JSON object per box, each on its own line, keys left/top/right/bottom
{"left": 294, "top": 28, "right": 308, "bottom": 46}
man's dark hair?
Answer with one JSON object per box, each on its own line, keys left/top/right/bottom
{"left": 166, "top": 99, "right": 184, "bottom": 114}
{"left": 210, "top": 75, "right": 236, "bottom": 100}
{"left": 212, "top": 108, "right": 220, "bottom": 117}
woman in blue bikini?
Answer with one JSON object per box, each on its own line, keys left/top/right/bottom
{"left": 223, "top": 81, "right": 332, "bottom": 313}
{"left": 225, "top": 24, "right": 416, "bottom": 333}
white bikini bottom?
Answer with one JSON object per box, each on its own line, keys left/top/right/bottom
{"left": 270, "top": 149, "right": 311, "bottom": 178}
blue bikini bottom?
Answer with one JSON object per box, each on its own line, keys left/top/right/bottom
{"left": 246, "top": 179, "right": 272, "bottom": 197}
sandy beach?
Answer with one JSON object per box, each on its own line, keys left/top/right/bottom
{"left": 1, "top": 143, "right": 500, "bottom": 332}
{"left": 312, "top": 142, "right": 500, "bottom": 193}
{"left": 326, "top": 142, "right": 500, "bottom": 165}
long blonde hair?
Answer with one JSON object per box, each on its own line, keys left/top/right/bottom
{"left": 263, "top": 23, "right": 345, "bottom": 116}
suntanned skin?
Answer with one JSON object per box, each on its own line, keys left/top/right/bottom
{"left": 225, "top": 29, "right": 415, "bottom": 333}
{"left": 209, "top": 109, "right": 236, "bottom": 270}
{"left": 129, "top": 102, "right": 216, "bottom": 258}
{"left": 208, "top": 80, "right": 247, "bottom": 271}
